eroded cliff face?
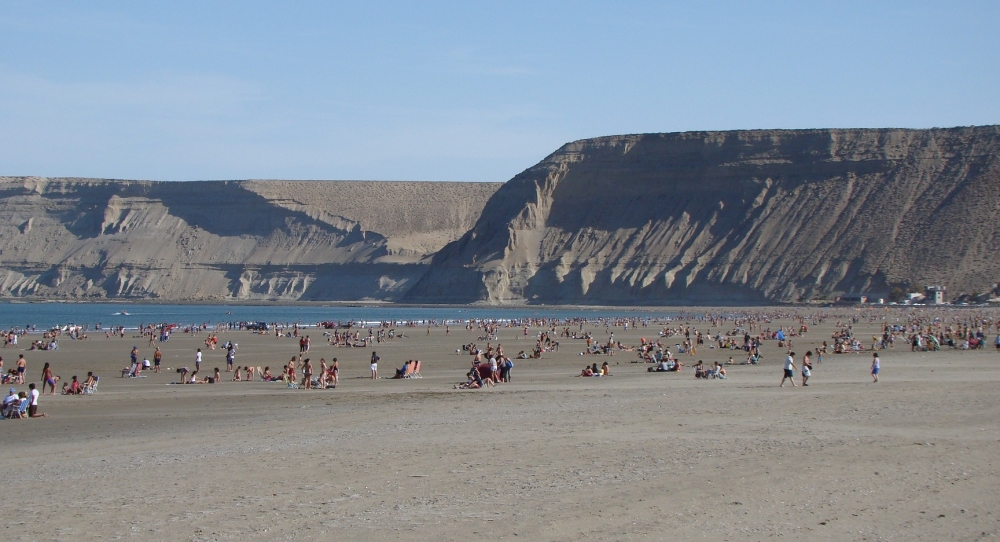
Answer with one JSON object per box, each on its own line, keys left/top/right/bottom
{"left": 0, "top": 178, "right": 500, "bottom": 301}
{"left": 5, "top": 126, "right": 998, "bottom": 304}
{"left": 406, "top": 127, "right": 1000, "bottom": 304}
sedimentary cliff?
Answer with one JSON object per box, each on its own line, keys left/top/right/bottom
{"left": 4, "top": 126, "right": 998, "bottom": 304}
{"left": 406, "top": 126, "right": 1000, "bottom": 304}
{"left": 0, "top": 178, "right": 500, "bottom": 300}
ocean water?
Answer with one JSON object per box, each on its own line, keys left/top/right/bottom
{"left": 0, "top": 302, "right": 678, "bottom": 331}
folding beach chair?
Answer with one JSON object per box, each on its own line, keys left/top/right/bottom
{"left": 83, "top": 377, "right": 99, "bottom": 395}
{"left": 9, "top": 398, "right": 28, "bottom": 419}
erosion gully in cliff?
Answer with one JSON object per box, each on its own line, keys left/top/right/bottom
{"left": 2, "top": 126, "right": 998, "bottom": 304}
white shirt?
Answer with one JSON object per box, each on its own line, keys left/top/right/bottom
{"left": 784, "top": 356, "right": 794, "bottom": 370}
{"left": 196, "top": 352, "right": 202, "bottom": 363}
{"left": 30, "top": 388, "right": 39, "bottom": 406}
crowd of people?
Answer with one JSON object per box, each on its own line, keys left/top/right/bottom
{"left": 3, "top": 307, "right": 1000, "bottom": 416}
{"left": 454, "top": 342, "right": 514, "bottom": 389}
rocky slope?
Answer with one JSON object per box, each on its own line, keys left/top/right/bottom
{"left": 0, "top": 178, "right": 500, "bottom": 301}
{"left": 4, "top": 126, "right": 998, "bottom": 305}
{"left": 406, "top": 126, "right": 1000, "bottom": 304}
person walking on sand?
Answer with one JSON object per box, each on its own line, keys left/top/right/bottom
{"left": 370, "top": 351, "right": 379, "bottom": 380}
{"left": 195, "top": 348, "right": 202, "bottom": 372}
{"left": 871, "top": 352, "right": 880, "bottom": 383}
{"left": 780, "top": 351, "right": 797, "bottom": 387}
{"left": 801, "top": 351, "right": 813, "bottom": 386}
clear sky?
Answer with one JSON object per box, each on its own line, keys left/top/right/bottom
{"left": 1, "top": 1, "right": 997, "bottom": 182}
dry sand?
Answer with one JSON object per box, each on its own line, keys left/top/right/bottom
{"left": 2, "top": 311, "right": 999, "bottom": 540}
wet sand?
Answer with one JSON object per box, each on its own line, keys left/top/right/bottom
{"left": 2, "top": 312, "right": 999, "bottom": 540}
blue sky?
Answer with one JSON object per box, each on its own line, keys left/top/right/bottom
{"left": 1, "top": 1, "right": 997, "bottom": 182}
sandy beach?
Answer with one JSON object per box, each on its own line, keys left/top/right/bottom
{"left": 2, "top": 309, "right": 999, "bottom": 541}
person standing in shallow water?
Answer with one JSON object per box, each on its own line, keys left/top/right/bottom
{"left": 871, "top": 352, "right": 880, "bottom": 383}
{"left": 780, "top": 351, "right": 796, "bottom": 387}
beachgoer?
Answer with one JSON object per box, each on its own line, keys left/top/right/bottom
{"left": 28, "top": 383, "right": 47, "bottom": 417}
{"left": 780, "top": 352, "right": 797, "bottom": 387}
{"left": 801, "top": 351, "right": 813, "bottom": 386}
{"left": 2, "top": 388, "right": 18, "bottom": 416}
{"left": 318, "top": 359, "right": 328, "bottom": 387}
{"left": 331, "top": 358, "right": 339, "bottom": 386}
{"left": 42, "top": 362, "right": 57, "bottom": 395}
{"left": 195, "top": 348, "right": 202, "bottom": 371}
{"left": 302, "top": 358, "right": 313, "bottom": 388}
{"left": 153, "top": 347, "right": 162, "bottom": 373}
{"left": 871, "top": 352, "right": 880, "bottom": 383}
{"left": 370, "top": 351, "right": 379, "bottom": 379}
{"left": 17, "top": 354, "right": 26, "bottom": 384}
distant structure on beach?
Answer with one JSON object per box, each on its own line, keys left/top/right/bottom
{"left": 925, "top": 285, "right": 947, "bottom": 305}
{"left": 837, "top": 293, "right": 870, "bottom": 305}
{"left": 2, "top": 126, "right": 999, "bottom": 305}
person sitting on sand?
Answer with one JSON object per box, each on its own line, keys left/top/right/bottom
{"left": 214, "top": 367, "right": 221, "bottom": 383}
{"left": 2, "top": 388, "right": 18, "bottom": 417}
{"left": 232, "top": 366, "right": 242, "bottom": 381}
{"left": 62, "top": 376, "right": 82, "bottom": 395}
{"left": 601, "top": 361, "right": 611, "bottom": 376}
{"left": 455, "top": 371, "right": 479, "bottom": 389}
{"left": 395, "top": 360, "right": 410, "bottom": 379}
{"left": 262, "top": 366, "right": 276, "bottom": 381}
{"left": 580, "top": 365, "right": 594, "bottom": 377}
{"left": 693, "top": 360, "right": 706, "bottom": 379}
{"left": 182, "top": 370, "right": 209, "bottom": 384}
